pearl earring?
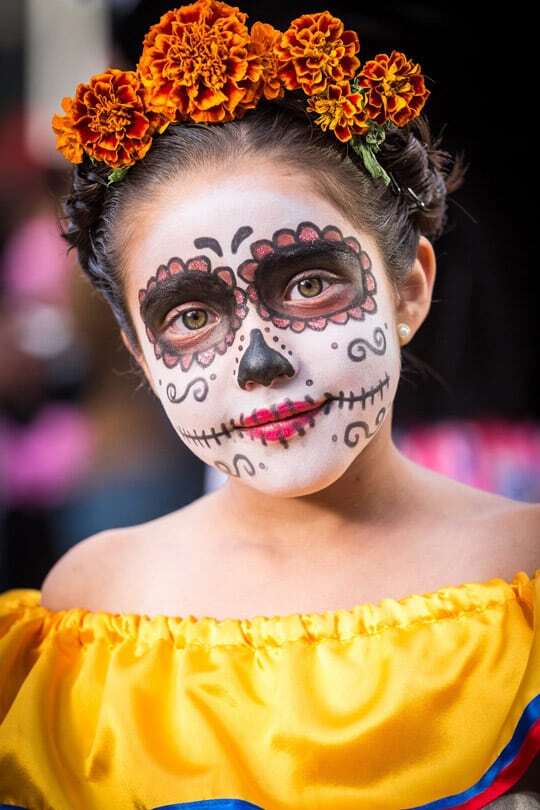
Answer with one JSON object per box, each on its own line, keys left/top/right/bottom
{"left": 397, "top": 322, "right": 411, "bottom": 342}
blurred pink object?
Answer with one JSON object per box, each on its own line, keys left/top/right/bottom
{"left": 395, "top": 419, "right": 540, "bottom": 502}
{"left": 1, "top": 212, "right": 70, "bottom": 305}
{"left": 0, "top": 404, "right": 94, "bottom": 507}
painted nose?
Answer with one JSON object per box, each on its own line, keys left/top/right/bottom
{"left": 237, "top": 328, "right": 295, "bottom": 390}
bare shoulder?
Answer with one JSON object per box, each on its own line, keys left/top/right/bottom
{"left": 40, "top": 526, "right": 139, "bottom": 611}
{"left": 406, "top": 459, "right": 540, "bottom": 577}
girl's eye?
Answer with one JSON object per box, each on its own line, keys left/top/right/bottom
{"left": 165, "top": 307, "right": 215, "bottom": 334}
{"left": 286, "top": 274, "right": 332, "bottom": 301}
{"left": 181, "top": 308, "right": 208, "bottom": 330}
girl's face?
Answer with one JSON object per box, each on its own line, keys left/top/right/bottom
{"left": 122, "top": 164, "right": 403, "bottom": 497}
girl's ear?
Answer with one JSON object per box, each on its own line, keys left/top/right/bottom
{"left": 394, "top": 235, "right": 437, "bottom": 343}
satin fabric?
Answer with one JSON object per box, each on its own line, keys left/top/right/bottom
{"left": 0, "top": 569, "right": 539, "bottom": 810}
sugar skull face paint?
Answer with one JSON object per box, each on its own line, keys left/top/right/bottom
{"left": 124, "top": 169, "right": 403, "bottom": 497}
{"left": 238, "top": 221, "right": 378, "bottom": 332}
{"left": 138, "top": 254, "right": 248, "bottom": 371}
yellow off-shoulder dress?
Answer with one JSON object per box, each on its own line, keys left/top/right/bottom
{"left": 0, "top": 570, "right": 539, "bottom": 810}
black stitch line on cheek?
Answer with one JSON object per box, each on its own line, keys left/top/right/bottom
{"left": 176, "top": 377, "right": 391, "bottom": 449}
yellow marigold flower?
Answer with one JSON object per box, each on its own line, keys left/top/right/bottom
{"left": 276, "top": 11, "right": 360, "bottom": 96}
{"left": 356, "top": 49, "right": 430, "bottom": 127}
{"left": 64, "top": 69, "right": 159, "bottom": 169}
{"left": 51, "top": 97, "right": 83, "bottom": 165}
{"left": 138, "top": 0, "right": 264, "bottom": 124}
{"left": 307, "top": 82, "right": 369, "bottom": 142}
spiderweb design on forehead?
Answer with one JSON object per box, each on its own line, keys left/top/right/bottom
{"left": 237, "top": 221, "right": 377, "bottom": 332}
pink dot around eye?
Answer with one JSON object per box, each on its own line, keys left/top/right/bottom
{"left": 197, "top": 348, "right": 216, "bottom": 367}
{"left": 238, "top": 260, "right": 257, "bottom": 283}
{"left": 157, "top": 266, "right": 169, "bottom": 282}
{"left": 329, "top": 311, "right": 349, "bottom": 324}
{"left": 307, "top": 317, "right": 327, "bottom": 330}
{"left": 345, "top": 237, "right": 361, "bottom": 253}
{"left": 360, "top": 251, "right": 372, "bottom": 271}
{"left": 297, "top": 224, "right": 320, "bottom": 242}
{"left": 234, "top": 288, "right": 245, "bottom": 303}
{"left": 365, "top": 273, "right": 376, "bottom": 291}
{"left": 216, "top": 268, "right": 235, "bottom": 287}
{"left": 322, "top": 226, "right": 343, "bottom": 241}
{"left": 164, "top": 352, "right": 180, "bottom": 368}
{"left": 186, "top": 257, "right": 211, "bottom": 273}
{"left": 272, "top": 317, "right": 290, "bottom": 328}
{"left": 169, "top": 259, "right": 184, "bottom": 275}
{"left": 138, "top": 289, "right": 146, "bottom": 303}
{"left": 361, "top": 297, "right": 376, "bottom": 312}
{"left": 251, "top": 240, "right": 274, "bottom": 260}
{"left": 291, "top": 320, "right": 306, "bottom": 332}
{"left": 349, "top": 306, "right": 366, "bottom": 319}
{"left": 180, "top": 353, "right": 194, "bottom": 371}
{"left": 274, "top": 230, "right": 296, "bottom": 247}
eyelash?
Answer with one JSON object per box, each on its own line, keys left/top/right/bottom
{"left": 161, "top": 272, "right": 342, "bottom": 336}
{"left": 164, "top": 305, "right": 218, "bottom": 336}
{"left": 284, "top": 271, "right": 341, "bottom": 302}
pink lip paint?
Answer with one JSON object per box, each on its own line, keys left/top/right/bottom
{"left": 242, "top": 403, "right": 325, "bottom": 442}
{"left": 242, "top": 399, "right": 324, "bottom": 429}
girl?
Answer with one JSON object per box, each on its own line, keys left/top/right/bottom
{"left": 1, "top": 3, "right": 538, "bottom": 808}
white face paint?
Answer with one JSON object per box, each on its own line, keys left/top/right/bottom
{"left": 123, "top": 165, "right": 402, "bottom": 497}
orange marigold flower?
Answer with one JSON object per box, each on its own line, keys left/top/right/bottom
{"left": 356, "top": 50, "right": 430, "bottom": 127}
{"left": 307, "top": 82, "right": 369, "bottom": 142}
{"left": 138, "top": 0, "right": 264, "bottom": 124}
{"left": 52, "top": 97, "right": 83, "bottom": 165}
{"left": 241, "top": 21, "right": 284, "bottom": 107}
{"left": 67, "top": 69, "right": 158, "bottom": 169}
{"left": 276, "top": 11, "right": 360, "bottom": 96}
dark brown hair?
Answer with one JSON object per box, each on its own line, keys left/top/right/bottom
{"left": 61, "top": 95, "right": 466, "bottom": 354}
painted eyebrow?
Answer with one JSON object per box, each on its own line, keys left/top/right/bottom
{"left": 193, "top": 237, "right": 223, "bottom": 256}
{"left": 139, "top": 272, "right": 232, "bottom": 326}
{"left": 255, "top": 240, "right": 361, "bottom": 275}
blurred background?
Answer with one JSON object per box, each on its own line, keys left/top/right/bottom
{"left": 0, "top": 0, "right": 538, "bottom": 592}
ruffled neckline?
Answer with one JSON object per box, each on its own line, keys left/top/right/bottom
{"left": 0, "top": 569, "right": 538, "bottom": 649}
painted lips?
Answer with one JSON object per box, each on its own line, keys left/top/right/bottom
{"left": 237, "top": 399, "right": 327, "bottom": 442}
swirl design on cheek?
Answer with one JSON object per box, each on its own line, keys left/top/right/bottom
{"left": 166, "top": 377, "right": 209, "bottom": 404}
{"left": 347, "top": 326, "right": 387, "bottom": 362}
{"left": 214, "top": 454, "right": 256, "bottom": 478}
{"left": 138, "top": 255, "right": 248, "bottom": 371}
{"left": 237, "top": 221, "right": 378, "bottom": 332}
{"left": 344, "top": 407, "right": 387, "bottom": 446}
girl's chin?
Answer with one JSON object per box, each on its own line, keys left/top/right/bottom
{"left": 214, "top": 453, "right": 359, "bottom": 499}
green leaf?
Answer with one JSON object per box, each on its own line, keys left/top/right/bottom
{"left": 365, "top": 122, "right": 387, "bottom": 151}
{"left": 107, "top": 166, "right": 130, "bottom": 186}
{"left": 351, "top": 138, "right": 391, "bottom": 186}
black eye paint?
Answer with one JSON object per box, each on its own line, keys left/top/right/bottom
{"left": 138, "top": 255, "right": 248, "bottom": 371}
{"left": 237, "top": 221, "right": 378, "bottom": 332}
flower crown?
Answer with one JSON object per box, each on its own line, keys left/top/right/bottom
{"left": 52, "top": 0, "right": 430, "bottom": 201}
